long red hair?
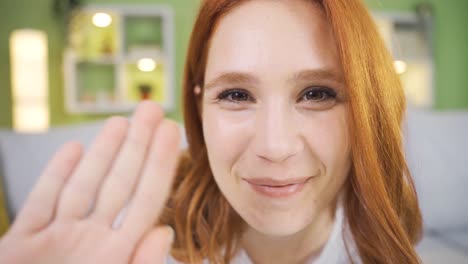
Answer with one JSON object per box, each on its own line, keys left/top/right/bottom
{"left": 160, "top": 0, "right": 423, "bottom": 263}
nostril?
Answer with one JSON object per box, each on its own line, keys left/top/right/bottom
{"left": 257, "top": 153, "right": 294, "bottom": 164}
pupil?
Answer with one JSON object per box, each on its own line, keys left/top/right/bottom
{"left": 307, "top": 91, "right": 322, "bottom": 100}
{"left": 233, "top": 92, "right": 246, "bottom": 100}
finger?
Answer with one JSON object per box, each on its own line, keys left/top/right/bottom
{"left": 120, "top": 120, "right": 180, "bottom": 242}
{"left": 56, "top": 116, "right": 129, "bottom": 220}
{"left": 93, "top": 101, "right": 164, "bottom": 224}
{"left": 131, "top": 226, "right": 175, "bottom": 264}
{"left": 12, "top": 142, "right": 83, "bottom": 234}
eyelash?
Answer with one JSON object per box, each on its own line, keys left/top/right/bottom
{"left": 216, "top": 89, "right": 254, "bottom": 103}
{"left": 216, "top": 87, "right": 337, "bottom": 104}
{"left": 298, "top": 87, "right": 337, "bottom": 103}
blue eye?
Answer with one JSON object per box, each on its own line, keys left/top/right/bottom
{"left": 299, "top": 87, "right": 337, "bottom": 102}
{"left": 217, "top": 89, "right": 252, "bottom": 103}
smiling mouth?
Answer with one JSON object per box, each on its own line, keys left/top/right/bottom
{"left": 243, "top": 177, "right": 313, "bottom": 198}
{"left": 243, "top": 176, "right": 312, "bottom": 186}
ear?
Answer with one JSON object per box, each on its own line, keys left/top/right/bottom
{"left": 193, "top": 86, "right": 202, "bottom": 95}
{"left": 192, "top": 85, "right": 204, "bottom": 118}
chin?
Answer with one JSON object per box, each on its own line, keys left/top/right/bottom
{"left": 241, "top": 208, "right": 313, "bottom": 237}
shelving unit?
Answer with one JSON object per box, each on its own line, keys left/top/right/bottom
{"left": 64, "top": 5, "right": 175, "bottom": 114}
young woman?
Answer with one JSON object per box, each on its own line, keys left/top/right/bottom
{"left": 0, "top": 0, "right": 422, "bottom": 263}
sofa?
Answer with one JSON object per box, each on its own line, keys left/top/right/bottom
{"left": 0, "top": 109, "right": 467, "bottom": 263}
{"left": 404, "top": 109, "right": 468, "bottom": 263}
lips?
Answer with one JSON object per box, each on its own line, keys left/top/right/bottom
{"left": 243, "top": 176, "right": 313, "bottom": 198}
{"left": 243, "top": 177, "right": 312, "bottom": 187}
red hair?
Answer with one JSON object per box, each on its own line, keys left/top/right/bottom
{"left": 159, "top": 0, "right": 423, "bottom": 263}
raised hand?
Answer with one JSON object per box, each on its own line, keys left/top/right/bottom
{"left": 0, "top": 101, "right": 181, "bottom": 264}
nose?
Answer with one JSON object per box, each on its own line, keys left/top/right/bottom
{"left": 253, "top": 103, "right": 304, "bottom": 163}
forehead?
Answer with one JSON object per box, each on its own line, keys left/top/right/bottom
{"left": 205, "top": 0, "right": 341, "bottom": 83}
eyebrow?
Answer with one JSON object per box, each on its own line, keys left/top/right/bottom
{"left": 204, "top": 72, "right": 260, "bottom": 90}
{"left": 204, "top": 68, "right": 345, "bottom": 90}
{"left": 289, "top": 69, "right": 345, "bottom": 85}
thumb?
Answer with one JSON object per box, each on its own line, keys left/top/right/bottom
{"left": 132, "top": 225, "right": 175, "bottom": 264}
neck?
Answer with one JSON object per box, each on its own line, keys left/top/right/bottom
{"left": 240, "top": 201, "right": 338, "bottom": 264}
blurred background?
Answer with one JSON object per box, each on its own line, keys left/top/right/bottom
{"left": 0, "top": 0, "right": 467, "bottom": 263}
{"left": 0, "top": 0, "right": 467, "bottom": 130}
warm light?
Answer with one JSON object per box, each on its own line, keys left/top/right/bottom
{"left": 394, "top": 60, "right": 408, "bottom": 74}
{"left": 13, "top": 104, "right": 49, "bottom": 133}
{"left": 92, "top": 13, "right": 112, "bottom": 28}
{"left": 10, "top": 29, "right": 49, "bottom": 133}
{"left": 137, "top": 58, "right": 157, "bottom": 72}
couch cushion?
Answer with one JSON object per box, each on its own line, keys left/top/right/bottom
{"left": 404, "top": 110, "right": 468, "bottom": 230}
{"left": 443, "top": 229, "right": 468, "bottom": 251}
{"left": 417, "top": 232, "right": 468, "bottom": 264}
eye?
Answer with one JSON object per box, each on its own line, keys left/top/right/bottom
{"left": 217, "top": 89, "right": 253, "bottom": 103}
{"left": 299, "top": 87, "right": 337, "bottom": 102}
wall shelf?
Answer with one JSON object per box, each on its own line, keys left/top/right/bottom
{"left": 64, "top": 4, "right": 175, "bottom": 114}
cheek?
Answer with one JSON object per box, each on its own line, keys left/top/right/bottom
{"left": 202, "top": 107, "right": 254, "bottom": 178}
{"left": 304, "top": 106, "right": 351, "bottom": 176}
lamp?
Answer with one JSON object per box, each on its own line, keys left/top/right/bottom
{"left": 10, "top": 29, "right": 49, "bottom": 133}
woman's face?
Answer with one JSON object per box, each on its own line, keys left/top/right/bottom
{"left": 201, "top": 0, "right": 351, "bottom": 236}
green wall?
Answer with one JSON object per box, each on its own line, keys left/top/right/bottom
{"left": 0, "top": 0, "right": 198, "bottom": 128}
{"left": 365, "top": 0, "right": 468, "bottom": 110}
{"left": 1, "top": 0, "right": 467, "bottom": 128}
